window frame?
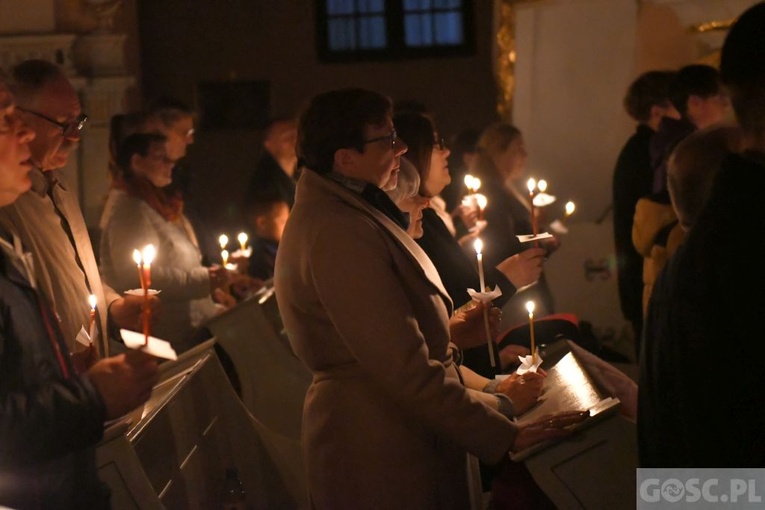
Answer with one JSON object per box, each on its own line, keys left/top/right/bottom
{"left": 315, "top": 0, "right": 476, "bottom": 63}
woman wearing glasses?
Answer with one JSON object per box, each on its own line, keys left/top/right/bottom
{"left": 394, "top": 112, "right": 547, "bottom": 377}
{"left": 99, "top": 132, "right": 230, "bottom": 353}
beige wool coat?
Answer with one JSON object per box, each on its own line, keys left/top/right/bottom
{"left": 275, "top": 170, "right": 517, "bottom": 510}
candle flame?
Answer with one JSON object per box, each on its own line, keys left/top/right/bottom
{"left": 526, "top": 300, "right": 535, "bottom": 315}
{"left": 475, "top": 193, "right": 488, "bottom": 210}
{"left": 527, "top": 178, "right": 536, "bottom": 193}
{"left": 565, "top": 201, "right": 576, "bottom": 216}
{"left": 237, "top": 232, "right": 248, "bottom": 248}
{"left": 473, "top": 177, "right": 481, "bottom": 191}
{"left": 133, "top": 249, "right": 142, "bottom": 265}
{"left": 537, "top": 179, "right": 547, "bottom": 193}
{"left": 218, "top": 234, "right": 228, "bottom": 249}
{"left": 222, "top": 249, "right": 229, "bottom": 265}
{"left": 88, "top": 294, "right": 97, "bottom": 310}
{"left": 142, "top": 244, "right": 156, "bottom": 266}
{"left": 473, "top": 238, "right": 483, "bottom": 255}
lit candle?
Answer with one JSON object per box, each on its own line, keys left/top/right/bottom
{"left": 472, "top": 177, "right": 481, "bottom": 192}
{"left": 88, "top": 294, "right": 97, "bottom": 342}
{"left": 237, "top": 232, "right": 248, "bottom": 252}
{"left": 527, "top": 178, "right": 538, "bottom": 246}
{"left": 537, "top": 179, "right": 547, "bottom": 193}
{"left": 526, "top": 300, "right": 536, "bottom": 364}
{"left": 474, "top": 238, "right": 485, "bottom": 292}
{"left": 565, "top": 201, "right": 576, "bottom": 217}
{"left": 221, "top": 249, "right": 229, "bottom": 266}
{"left": 475, "top": 193, "right": 488, "bottom": 221}
{"left": 464, "top": 174, "right": 475, "bottom": 194}
{"left": 218, "top": 234, "right": 228, "bottom": 250}
{"left": 133, "top": 244, "right": 156, "bottom": 345}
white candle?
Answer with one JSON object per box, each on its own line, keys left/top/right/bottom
{"left": 526, "top": 300, "right": 536, "bottom": 364}
{"left": 237, "top": 232, "right": 248, "bottom": 251}
{"left": 474, "top": 238, "right": 485, "bottom": 292}
{"left": 88, "top": 294, "right": 97, "bottom": 341}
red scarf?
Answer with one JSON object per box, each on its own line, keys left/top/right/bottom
{"left": 112, "top": 176, "right": 184, "bottom": 222}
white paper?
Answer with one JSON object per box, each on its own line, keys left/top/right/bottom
{"left": 224, "top": 263, "right": 238, "bottom": 271}
{"left": 120, "top": 329, "right": 177, "bottom": 360}
{"left": 76, "top": 325, "right": 92, "bottom": 347}
{"left": 124, "top": 288, "right": 161, "bottom": 297}
{"left": 548, "top": 219, "right": 569, "bottom": 235}
{"left": 231, "top": 248, "right": 252, "bottom": 259}
{"left": 532, "top": 193, "right": 556, "bottom": 207}
{"left": 516, "top": 350, "right": 543, "bottom": 375}
{"left": 466, "top": 286, "right": 503, "bottom": 303}
{"left": 516, "top": 232, "right": 554, "bottom": 243}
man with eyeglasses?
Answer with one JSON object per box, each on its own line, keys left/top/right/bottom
{"left": 0, "top": 59, "right": 153, "bottom": 361}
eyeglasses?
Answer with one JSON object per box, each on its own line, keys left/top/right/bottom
{"left": 434, "top": 137, "right": 446, "bottom": 150}
{"left": 17, "top": 107, "right": 88, "bottom": 138}
{"left": 362, "top": 128, "right": 398, "bottom": 151}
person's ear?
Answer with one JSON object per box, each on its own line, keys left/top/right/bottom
{"left": 687, "top": 95, "right": 703, "bottom": 112}
{"left": 334, "top": 148, "right": 356, "bottom": 173}
{"left": 130, "top": 153, "right": 143, "bottom": 174}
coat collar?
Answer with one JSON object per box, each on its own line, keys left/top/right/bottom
{"left": 297, "top": 169, "right": 454, "bottom": 315}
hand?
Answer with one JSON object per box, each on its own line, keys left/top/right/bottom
{"left": 540, "top": 236, "right": 561, "bottom": 258}
{"left": 449, "top": 301, "right": 501, "bottom": 350}
{"left": 228, "top": 273, "right": 264, "bottom": 301}
{"left": 511, "top": 410, "right": 590, "bottom": 453}
{"left": 109, "top": 294, "right": 160, "bottom": 331}
{"left": 497, "top": 371, "right": 546, "bottom": 415}
{"left": 208, "top": 265, "right": 230, "bottom": 292}
{"left": 457, "top": 229, "right": 480, "bottom": 249}
{"left": 70, "top": 343, "right": 98, "bottom": 374}
{"left": 499, "top": 344, "right": 530, "bottom": 370}
{"left": 212, "top": 288, "right": 237, "bottom": 309}
{"left": 87, "top": 350, "right": 160, "bottom": 419}
{"left": 453, "top": 203, "right": 479, "bottom": 230}
{"left": 495, "top": 247, "right": 546, "bottom": 289}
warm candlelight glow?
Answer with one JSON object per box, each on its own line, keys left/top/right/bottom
{"left": 537, "top": 180, "right": 547, "bottom": 193}
{"left": 133, "top": 249, "right": 141, "bottom": 265}
{"left": 473, "top": 238, "right": 483, "bottom": 255}
{"left": 527, "top": 178, "right": 536, "bottom": 194}
{"left": 221, "top": 249, "right": 229, "bottom": 266}
{"left": 475, "top": 193, "right": 488, "bottom": 211}
{"left": 142, "top": 244, "right": 155, "bottom": 267}
{"left": 526, "top": 300, "right": 535, "bottom": 316}
{"left": 87, "top": 294, "right": 97, "bottom": 342}
{"left": 218, "top": 234, "right": 228, "bottom": 250}
{"left": 565, "top": 201, "right": 576, "bottom": 216}
{"left": 88, "top": 294, "right": 97, "bottom": 310}
{"left": 472, "top": 177, "right": 481, "bottom": 191}
{"left": 464, "top": 175, "right": 481, "bottom": 193}
{"left": 237, "top": 232, "right": 248, "bottom": 251}
{"left": 526, "top": 300, "right": 536, "bottom": 364}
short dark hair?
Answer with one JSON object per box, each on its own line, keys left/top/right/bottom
{"left": 394, "top": 111, "right": 435, "bottom": 196}
{"left": 243, "top": 195, "right": 289, "bottom": 221}
{"left": 116, "top": 132, "right": 167, "bottom": 180}
{"left": 668, "top": 64, "right": 722, "bottom": 117}
{"left": 8, "top": 59, "right": 64, "bottom": 102}
{"left": 297, "top": 88, "right": 392, "bottom": 174}
{"left": 109, "top": 112, "right": 149, "bottom": 177}
{"left": 623, "top": 70, "right": 676, "bottom": 123}
{"left": 720, "top": 2, "right": 765, "bottom": 133}
{"left": 146, "top": 95, "right": 196, "bottom": 127}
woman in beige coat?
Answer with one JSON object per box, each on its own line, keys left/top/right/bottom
{"left": 275, "top": 88, "right": 586, "bottom": 510}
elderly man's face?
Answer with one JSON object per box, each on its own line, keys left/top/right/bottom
{"left": 354, "top": 118, "right": 408, "bottom": 191}
{"left": 0, "top": 84, "right": 35, "bottom": 206}
{"left": 18, "top": 74, "right": 82, "bottom": 171}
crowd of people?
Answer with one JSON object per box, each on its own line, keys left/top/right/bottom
{"left": 1, "top": 2, "right": 764, "bottom": 508}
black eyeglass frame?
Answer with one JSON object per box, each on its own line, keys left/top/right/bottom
{"left": 17, "top": 107, "right": 88, "bottom": 138}
{"left": 361, "top": 128, "right": 399, "bottom": 151}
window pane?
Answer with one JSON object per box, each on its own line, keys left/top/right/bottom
{"left": 404, "top": 0, "right": 432, "bottom": 11}
{"left": 434, "top": 12, "right": 462, "bottom": 45}
{"left": 358, "top": 15, "right": 387, "bottom": 48}
{"left": 329, "top": 18, "right": 357, "bottom": 50}
{"left": 405, "top": 13, "right": 434, "bottom": 46}
{"left": 327, "top": 0, "right": 355, "bottom": 15}
{"left": 433, "top": 0, "right": 461, "bottom": 9}
{"left": 358, "top": 0, "right": 384, "bottom": 13}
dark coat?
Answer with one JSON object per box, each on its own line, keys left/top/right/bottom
{"left": 0, "top": 237, "right": 108, "bottom": 509}
{"left": 638, "top": 152, "right": 765, "bottom": 467}
{"left": 248, "top": 236, "right": 278, "bottom": 281}
{"left": 612, "top": 124, "right": 654, "bottom": 338}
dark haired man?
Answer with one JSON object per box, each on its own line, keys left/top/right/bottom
{"left": 612, "top": 69, "right": 677, "bottom": 355}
